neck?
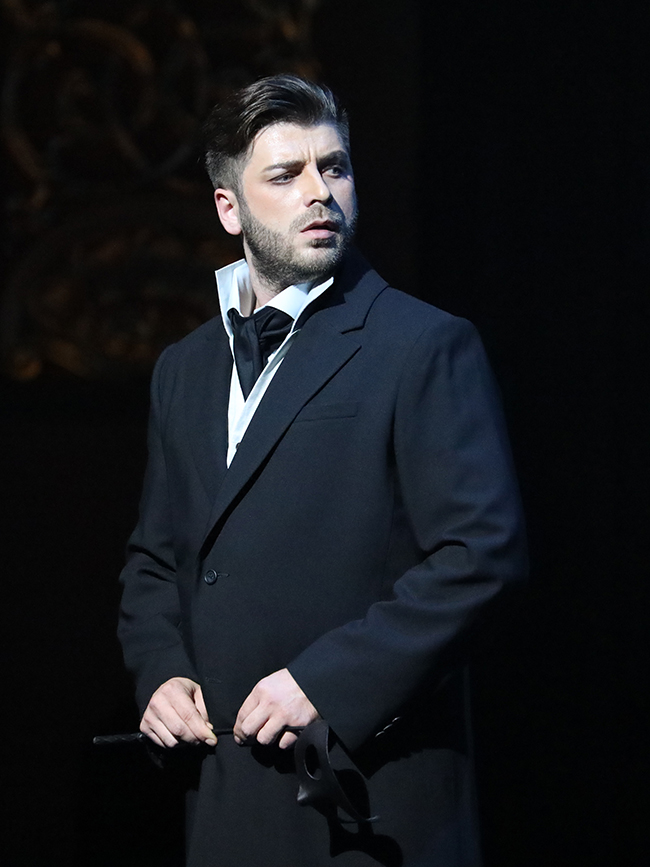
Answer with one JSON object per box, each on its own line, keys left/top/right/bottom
{"left": 245, "top": 256, "right": 285, "bottom": 311}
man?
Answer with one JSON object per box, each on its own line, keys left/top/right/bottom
{"left": 118, "top": 75, "right": 527, "bottom": 866}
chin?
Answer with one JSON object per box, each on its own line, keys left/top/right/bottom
{"left": 295, "top": 245, "right": 342, "bottom": 278}
{"left": 301, "top": 237, "right": 344, "bottom": 260}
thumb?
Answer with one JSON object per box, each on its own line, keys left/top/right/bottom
{"left": 193, "top": 684, "right": 211, "bottom": 724}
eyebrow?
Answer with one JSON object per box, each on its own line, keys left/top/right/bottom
{"left": 262, "top": 150, "right": 351, "bottom": 174}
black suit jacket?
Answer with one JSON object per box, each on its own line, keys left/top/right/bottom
{"left": 118, "top": 252, "right": 527, "bottom": 866}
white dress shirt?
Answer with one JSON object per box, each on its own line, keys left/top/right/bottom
{"left": 216, "top": 258, "right": 333, "bottom": 467}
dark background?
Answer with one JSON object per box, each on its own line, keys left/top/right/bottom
{"left": 2, "top": 2, "right": 648, "bottom": 865}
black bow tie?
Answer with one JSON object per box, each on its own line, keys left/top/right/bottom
{"left": 228, "top": 306, "right": 294, "bottom": 399}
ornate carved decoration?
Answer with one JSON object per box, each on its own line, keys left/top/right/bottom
{"left": 1, "top": 0, "right": 323, "bottom": 379}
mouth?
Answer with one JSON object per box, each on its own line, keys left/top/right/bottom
{"left": 300, "top": 219, "right": 341, "bottom": 238}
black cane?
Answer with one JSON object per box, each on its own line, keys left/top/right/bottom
{"left": 93, "top": 727, "right": 303, "bottom": 746}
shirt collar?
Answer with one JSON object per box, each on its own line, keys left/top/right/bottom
{"left": 215, "top": 258, "right": 333, "bottom": 340}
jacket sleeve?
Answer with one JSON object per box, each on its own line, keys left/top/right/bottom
{"left": 287, "top": 316, "right": 527, "bottom": 752}
{"left": 118, "top": 345, "right": 198, "bottom": 715}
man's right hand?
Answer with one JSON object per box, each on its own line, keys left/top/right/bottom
{"left": 140, "top": 677, "right": 217, "bottom": 748}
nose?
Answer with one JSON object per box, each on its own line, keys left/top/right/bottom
{"left": 300, "top": 166, "right": 332, "bottom": 206}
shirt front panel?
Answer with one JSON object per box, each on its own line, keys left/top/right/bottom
{"left": 215, "top": 259, "right": 333, "bottom": 466}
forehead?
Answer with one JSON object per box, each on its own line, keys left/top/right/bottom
{"left": 246, "top": 122, "right": 348, "bottom": 169}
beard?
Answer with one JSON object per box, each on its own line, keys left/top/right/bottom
{"left": 238, "top": 198, "right": 357, "bottom": 290}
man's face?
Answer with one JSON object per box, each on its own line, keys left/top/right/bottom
{"left": 232, "top": 122, "right": 357, "bottom": 288}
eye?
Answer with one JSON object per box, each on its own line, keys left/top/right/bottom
{"left": 324, "top": 164, "right": 345, "bottom": 178}
{"left": 270, "top": 173, "right": 294, "bottom": 184}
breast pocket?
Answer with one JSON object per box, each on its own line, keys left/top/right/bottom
{"left": 293, "top": 401, "right": 359, "bottom": 422}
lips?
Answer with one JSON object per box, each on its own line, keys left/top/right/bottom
{"left": 301, "top": 219, "right": 340, "bottom": 233}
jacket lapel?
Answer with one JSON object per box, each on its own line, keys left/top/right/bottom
{"left": 198, "top": 251, "right": 389, "bottom": 555}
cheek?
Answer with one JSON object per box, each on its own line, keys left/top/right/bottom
{"left": 336, "top": 187, "right": 357, "bottom": 221}
{"left": 253, "top": 191, "right": 301, "bottom": 230}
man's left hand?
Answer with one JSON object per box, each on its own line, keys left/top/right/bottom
{"left": 234, "top": 668, "right": 319, "bottom": 749}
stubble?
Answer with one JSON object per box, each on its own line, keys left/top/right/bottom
{"left": 238, "top": 198, "right": 357, "bottom": 292}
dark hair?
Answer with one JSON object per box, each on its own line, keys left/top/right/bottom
{"left": 203, "top": 74, "right": 349, "bottom": 192}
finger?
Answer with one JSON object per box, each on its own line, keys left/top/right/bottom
{"left": 236, "top": 703, "right": 275, "bottom": 744}
{"left": 194, "top": 685, "right": 210, "bottom": 723}
{"left": 166, "top": 686, "right": 217, "bottom": 744}
{"left": 255, "top": 715, "right": 288, "bottom": 746}
{"left": 190, "top": 685, "right": 217, "bottom": 743}
{"left": 152, "top": 693, "right": 216, "bottom": 746}
{"left": 145, "top": 730, "right": 167, "bottom": 749}
{"left": 234, "top": 710, "right": 266, "bottom": 743}
{"left": 234, "top": 691, "right": 262, "bottom": 743}
{"left": 140, "top": 713, "right": 180, "bottom": 748}
{"left": 140, "top": 714, "right": 170, "bottom": 748}
{"left": 279, "top": 730, "right": 298, "bottom": 750}
{"left": 235, "top": 689, "right": 260, "bottom": 726}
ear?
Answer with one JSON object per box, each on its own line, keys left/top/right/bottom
{"left": 214, "top": 188, "right": 242, "bottom": 236}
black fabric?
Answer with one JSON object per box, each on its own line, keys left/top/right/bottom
{"left": 228, "top": 306, "right": 294, "bottom": 399}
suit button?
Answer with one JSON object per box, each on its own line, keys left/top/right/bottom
{"left": 204, "top": 569, "right": 218, "bottom": 585}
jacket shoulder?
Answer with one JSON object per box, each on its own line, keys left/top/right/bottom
{"left": 370, "top": 285, "right": 477, "bottom": 344}
{"left": 157, "top": 315, "right": 223, "bottom": 366}
{"left": 149, "top": 316, "right": 225, "bottom": 408}
{"left": 172, "top": 314, "right": 223, "bottom": 352}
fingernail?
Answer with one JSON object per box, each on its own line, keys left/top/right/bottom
{"left": 233, "top": 735, "right": 242, "bottom": 745}
{"left": 206, "top": 737, "right": 217, "bottom": 747}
